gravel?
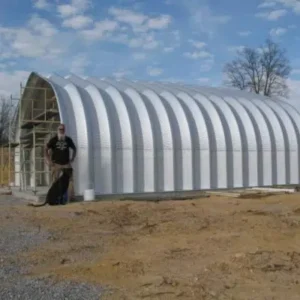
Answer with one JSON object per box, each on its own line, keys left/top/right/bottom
{"left": 0, "top": 279, "right": 104, "bottom": 300}
{"left": 0, "top": 195, "right": 104, "bottom": 300}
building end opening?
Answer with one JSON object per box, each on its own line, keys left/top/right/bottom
{"left": 17, "top": 73, "right": 61, "bottom": 191}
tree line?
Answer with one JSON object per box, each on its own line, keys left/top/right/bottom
{"left": 0, "top": 97, "right": 12, "bottom": 145}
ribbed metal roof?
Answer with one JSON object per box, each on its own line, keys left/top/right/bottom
{"left": 19, "top": 72, "right": 300, "bottom": 195}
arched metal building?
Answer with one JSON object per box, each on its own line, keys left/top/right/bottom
{"left": 15, "top": 72, "right": 300, "bottom": 196}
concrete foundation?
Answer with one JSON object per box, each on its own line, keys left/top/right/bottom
{"left": 0, "top": 187, "right": 46, "bottom": 202}
{"left": 0, "top": 185, "right": 299, "bottom": 205}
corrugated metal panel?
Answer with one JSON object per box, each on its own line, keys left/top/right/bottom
{"left": 22, "top": 72, "right": 300, "bottom": 195}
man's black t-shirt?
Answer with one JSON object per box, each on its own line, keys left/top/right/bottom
{"left": 47, "top": 135, "right": 76, "bottom": 165}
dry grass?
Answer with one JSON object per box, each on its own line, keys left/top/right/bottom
{"left": 0, "top": 147, "right": 14, "bottom": 186}
{"left": 5, "top": 193, "right": 300, "bottom": 299}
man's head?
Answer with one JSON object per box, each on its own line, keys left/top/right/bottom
{"left": 57, "top": 123, "right": 65, "bottom": 140}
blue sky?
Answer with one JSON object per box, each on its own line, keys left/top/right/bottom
{"left": 0, "top": 0, "right": 300, "bottom": 97}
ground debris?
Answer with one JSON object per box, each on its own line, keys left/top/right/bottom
{"left": 3, "top": 193, "right": 300, "bottom": 299}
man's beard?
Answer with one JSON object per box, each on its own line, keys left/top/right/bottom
{"left": 58, "top": 133, "right": 65, "bottom": 140}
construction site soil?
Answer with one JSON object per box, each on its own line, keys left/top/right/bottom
{"left": 3, "top": 192, "right": 300, "bottom": 300}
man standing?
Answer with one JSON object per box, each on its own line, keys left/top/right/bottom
{"left": 45, "top": 123, "right": 77, "bottom": 201}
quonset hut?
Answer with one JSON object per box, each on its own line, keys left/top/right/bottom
{"left": 14, "top": 72, "right": 300, "bottom": 196}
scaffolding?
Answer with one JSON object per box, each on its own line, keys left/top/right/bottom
{"left": 2, "top": 83, "right": 61, "bottom": 192}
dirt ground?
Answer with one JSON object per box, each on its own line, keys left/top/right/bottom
{"left": 3, "top": 193, "right": 300, "bottom": 300}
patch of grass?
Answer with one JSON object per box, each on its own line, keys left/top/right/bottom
{"left": 0, "top": 148, "right": 14, "bottom": 186}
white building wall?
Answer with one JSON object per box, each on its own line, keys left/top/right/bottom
{"left": 18, "top": 72, "right": 300, "bottom": 196}
{"left": 14, "top": 146, "right": 20, "bottom": 187}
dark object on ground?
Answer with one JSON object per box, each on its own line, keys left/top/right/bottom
{"left": 28, "top": 168, "right": 73, "bottom": 207}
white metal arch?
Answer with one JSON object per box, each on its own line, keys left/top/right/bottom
{"left": 16, "top": 73, "right": 300, "bottom": 195}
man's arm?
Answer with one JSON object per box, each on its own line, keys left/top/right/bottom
{"left": 45, "top": 138, "right": 53, "bottom": 164}
{"left": 68, "top": 137, "right": 77, "bottom": 162}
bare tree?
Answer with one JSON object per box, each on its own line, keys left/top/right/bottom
{"left": 0, "top": 96, "right": 13, "bottom": 145}
{"left": 223, "top": 39, "right": 291, "bottom": 98}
